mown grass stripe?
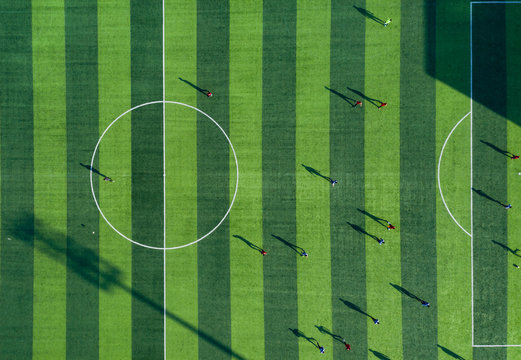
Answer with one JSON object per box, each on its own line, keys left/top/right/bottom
{"left": 98, "top": 0, "right": 132, "bottom": 358}
{"left": 164, "top": 0, "right": 199, "bottom": 358}
{"left": 196, "top": 1, "right": 232, "bottom": 359}
{"left": 0, "top": 1, "right": 34, "bottom": 358}
{"left": 261, "top": 1, "right": 299, "bottom": 358}
{"left": 295, "top": 0, "right": 332, "bottom": 358}
{"left": 400, "top": 0, "right": 438, "bottom": 358}
{"left": 364, "top": 1, "right": 402, "bottom": 358}
{"left": 507, "top": 5, "right": 521, "bottom": 357}
{"left": 64, "top": 0, "right": 100, "bottom": 357}
{"left": 130, "top": 0, "right": 164, "bottom": 358}
{"left": 471, "top": 4, "right": 507, "bottom": 358}
{"left": 435, "top": 1, "right": 472, "bottom": 359}
{"left": 32, "top": 0, "right": 67, "bottom": 358}
{"left": 329, "top": 1, "right": 367, "bottom": 358}
{"left": 229, "top": 0, "right": 265, "bottom": 358}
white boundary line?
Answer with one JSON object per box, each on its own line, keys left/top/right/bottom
{"left": 470, "top": 1, "right": 521, "bottom": 347}
{"left": 162, "top": 0, "right": 166, "bottom": 357}
{"left": 89, "top": 101, "right": 240, "bottom": 250}
{"left": 437, "top": 112, "right": 472, "bottom": 237}
{"left": 470, "top": 1, "right": 475, "bottom": 346}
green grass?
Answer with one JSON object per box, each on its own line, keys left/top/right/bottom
{"left": 4, "top": 0, "right": 521, "bottom": 359}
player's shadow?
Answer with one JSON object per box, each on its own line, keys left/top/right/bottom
{"left": 315, "top": 325, "right": 344, "bottom": 343}
{"left": 357, "top": 208, "right": 389, "bottom": 229}
{"left": 324, "top": 86, "right": 357, "bottom": 107}
{"left": 480, "top": 140, "right": 514, "bottom": 158}
{"left": 346, "top": 86, "right": 383, "bottom": 108}
{"left": 390, "top": 283, "right": 427, "bottom": 305}
{"left": 233, "top": 234, "right": 265, "bottom": 254}
{"left": 80, "top": 162, "right": 108, "bottom": 178}
{"left": 289, "top": 328, "right": 319, "bottom": 348}
{"left": 491, "top": 240, "right": 521, "bottom": 257}
{"left": 272, "top": 234, "right": 306, "bottom": 256}
{"left": 471, "top": 187, "right": 507, "bottom": 207}
{"left": 353, "top": 5, "right": 385, "bottom": 25}
{"left": 437, "top": 344, "right": 465, "bottom": 359}
{"left": 339, "top": 298, "right": 378, "bottom": 322}
{"left": 13, "top": 213, "right": 245, "bottom": 360}
{"left": 301, "top": 164, "right": 334, "bottom": 183}
{"left": 346, "top": 221, "right": 380, "bottom": 243}
{"left": 178, "top": 77, "right": 210, "bottom": 96}
{"left": 369, "top": 349, "right": 391, "bottom": 360}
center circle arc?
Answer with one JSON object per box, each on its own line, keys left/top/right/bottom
{"left": 89, "top": 100, "right": 239, "bottom": 250}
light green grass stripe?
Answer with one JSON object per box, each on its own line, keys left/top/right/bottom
{"left": 507, "top": 5, "right": 521, "bottom": 356}
{"left": 295, "top": 0, "right": 332, "bottom": 358}
{"left": 164, "top": 0, "right": 198, "bottom": 357}
{"left": 32, "top": 1, "right": 67, "bottom": 358}
{"left": 435, "top": 1, "right": 472, "bottom": 359}
{"left": 229, "top": 1, "right": 264, "bottom": 359}
{"left": 363, "top": 1, "right": 402, "bottom": 357}
{"left": 97, "top": 0, "right": 132, "bottom": 358}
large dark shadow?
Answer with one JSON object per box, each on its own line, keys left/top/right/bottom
{"left": 437, "top": 344, "right": 465, "bottom": 359}
{"left": 479, "top": 140, "right": 514, "bottom": 158}
{"left": 272, "top": 234, "right": 306, "bottom": 256}
{"left": 472, "top": 187, "right": 508, "bottom": 207}
{"left": 13, "top": 214, "right": 246, "bottom": 360}
{"left": 369, "top": 348, "right": 391, "bottom": 360}
{"left": 233, "top": 234, "right": 265, "bottom": 254}
{"left": 491, "top": 240, "right": 521, "bottom": 257}
{"left": 315, "top": 325, "right": 343, "bottom": 343}
{"left": 357, "top": 208, "right": 388, "bottom": 228}
{"left": 288, "top": 328, "right": 319, "bottom": 348}
{"left": 324, "top": 86, "right": 357, "bottom": 106}
{"left": 352, "top": 5, "right": 385, "bottom": 25}
{"left": 80, "top": 162, "right": 108, "bottom": 179}
{"left": 339, "top": 298, "right": 378, "bottom": 322}
{"left": 346, "top": 221, "right": 380, "bottom": 243}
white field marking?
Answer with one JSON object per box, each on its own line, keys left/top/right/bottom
{"left": 437, "top": 112, "right": 472, "bottom": 237}
{"left": 162, "top": 0, "right": 166, "bottom": 357}
{"left": 470, "top": 1, "right": 474, "bottom": 346}
{"left": 89, "top": 100, "right": 240, "bottom": 250}
{"left": 469, "top": 1, "right": 521, "bottom": 347}
{"left": 471, "top": 1, "right": 521, "bottom": 3}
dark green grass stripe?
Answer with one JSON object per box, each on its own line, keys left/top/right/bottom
{"left": 196, "top": 1, "right": 232, "bottom": 359}
{"left": 64, "top": 0, "right": 100, "bottom": 358}
{"left": 399, "top": 1, "right": 437, "bottom": 358}
{"left": 472, "top": 4, "right": 507, "bottom": 358}
{"left": 0, "top": 1, "right": 34, "bottom": 358}
{"left": 262, "top": 1, "right": 298, "bottom": 359}
{"left": 329, "top": 1, "right": 367, "bottom": 358}
{"left": 130, "top": 0, "right": 164, "bottom": 358}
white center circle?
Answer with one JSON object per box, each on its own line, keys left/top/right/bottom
{"left": 89, "top": 100, "right": 239, "bottom": 250}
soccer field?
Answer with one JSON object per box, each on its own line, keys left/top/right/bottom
{"left": 1, "top": 0, "right": 521, "bottom": 359}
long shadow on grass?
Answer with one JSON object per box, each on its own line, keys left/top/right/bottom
{"left": 437, "top": 344, "right": 465, "bottom": 359}
{"left": 324, "top": 86, "right": 357, "bottom": 107}
{"left": 80, "top": 162, "right": 108, "bottom": 179}
{"left": 13, "top": 214, "right": 245, "bottom": 360}
{"left": 339, "top": 298, "right": 378, "bottom": 323}
{"left": 301, "top": 163, "right": 334, "bottom": 183}
{"left": 369, "top": 348, "right": 391, "bottom": 359}
{"left": 479, "top": 140, "right": 515, "bottom": 158}
{"left": 314, "top": 325, "right": 344, "bottom": 343}
{"left": 357, "top": 208, "right": 389, "bottom": 229}
{"left": 390, "top": 283, "right": 429, "bottom": 306}
{"left": 346, "top": 86, "right": 383, "bottom": 108}
{"left": 289, "top": 328, "right": 319, "bottom": 349}
{"left": 272, "top": 234, "right": 306, "bottom": 256}
{"left": 471, "top": 187, "right": 508, "bottom": 207}
{"left": 178, "top": 77, "right": 211, "bottom": 96}
{"left": 233, "top": 234, "right": 266, "bottom": 255}
{"left": 346, "top": 221, "right": 380, "bottom": 243}
{"left": 491, "top": 240, "right": 521, "bottom": 257}
{"left": 352, "top": 5, "right": 385, "bottom": 25}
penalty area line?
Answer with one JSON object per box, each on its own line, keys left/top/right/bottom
{"left": 437, "top": 111, "right": 472, "bottom": 237}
